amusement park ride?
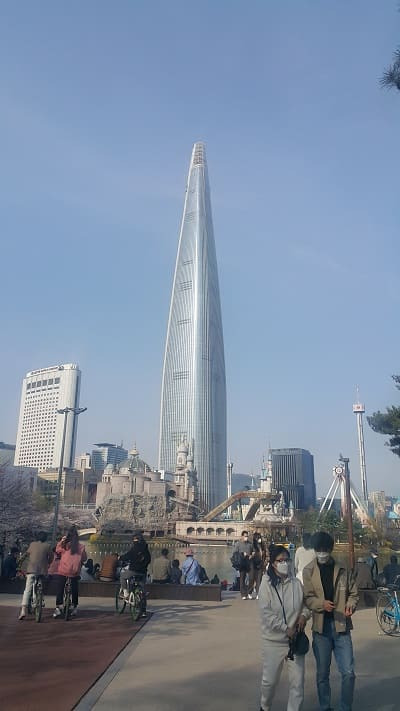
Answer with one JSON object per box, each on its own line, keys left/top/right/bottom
{"left": 319, "top": 393, "right": 370, "bottom": 526}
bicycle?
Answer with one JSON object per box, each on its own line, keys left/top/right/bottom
{"left": 115, "top": 574, "right": 145, "bottom": 622}
{"left": 63, "top": 577, "right": 73, "bottom": 621}
{"left": 376, "top": 582, "right": 400, "bottom": 635}
{"left": 27, "top": 575, "right": 45, "bottom": 623}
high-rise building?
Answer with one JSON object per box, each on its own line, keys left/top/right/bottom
{"left": 91, "top": 443, "right": 128, "bottom": 471}
{"left": 14, "top": 364, "right": 81, "bottom": 469}
{"left": 369, "top": 490, "right": 386, "bottom": 518}
{"left": 271, "top": 448, "right": 316, "bottom": 510}
{"left": 158, "top": 142, "right": 227, "bottom": 511}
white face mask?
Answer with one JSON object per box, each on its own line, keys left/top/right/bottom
{"left": 316, "top": 552, "right": 330, "bottom": 564}
{"left": 275, "top": 561, "right": 289, "bottom": 575}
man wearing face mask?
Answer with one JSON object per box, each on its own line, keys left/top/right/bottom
{"left": 303, "top": 531, "right": 359, "bottom": 711}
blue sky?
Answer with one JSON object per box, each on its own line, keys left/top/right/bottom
{"left": 1, "top": 1, "right": 399, "bottom": 497}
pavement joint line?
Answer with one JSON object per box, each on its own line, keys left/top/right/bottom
{"left": 74, "top": 615, "right": 154, "bottom": 711}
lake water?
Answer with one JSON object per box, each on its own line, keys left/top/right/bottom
{"left": 83, "top": 539, "right": 395, "bottom": 583}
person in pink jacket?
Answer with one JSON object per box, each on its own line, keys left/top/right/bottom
{"left": 53, "top": 526, "right": 87, "bottom": 618}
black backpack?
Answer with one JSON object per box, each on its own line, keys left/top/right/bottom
{"left": 230, "top": 550, "right": 242, "bottom": 571}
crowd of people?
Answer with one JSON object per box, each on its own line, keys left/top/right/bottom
{"left": 3, "top": 526, "right": 400, "bottom": 709}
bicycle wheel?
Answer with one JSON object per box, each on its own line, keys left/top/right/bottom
{"left": 63, "top": 581, "right": 71, "bottom": 621}
{"left": 34, "top": 580, "right": 43, "bottom": 623}
{"left": 115, "top": 585, "right": 126, "bottom": 614}
{"left": 130, "top": 588, "right": 143, "bottom": 622}
{"left": 376, "top": 593, "right": 398, "bottom": 635}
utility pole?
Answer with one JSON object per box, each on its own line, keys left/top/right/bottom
{"left": 51, "top": 406, "right": 87, "bottom": 545}
{"left": 339, "top": 455, "right": 355, "bottom": 569}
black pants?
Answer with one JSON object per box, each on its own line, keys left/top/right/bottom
{"left": 239, "top": 569, "right": 249, "bottom": 596}
{"left": 55, "top": 575, "right": 79, "bottom": 607}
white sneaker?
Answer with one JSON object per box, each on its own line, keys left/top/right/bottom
{"left": 53, "top": 607, "right": 61, "bottom": 618}
{"left": 242, "top": 596, "right": 247, "bottom": 600}
{"left": 256, "top": 594, "right": 259, "bottom": 600}
{"left": 248, "top": 594, "right": 252, "bottom": 599}
{"left": 71, "top": 607, "right": 78, "bottom": 617}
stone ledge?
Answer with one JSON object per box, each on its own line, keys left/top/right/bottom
{"left": 0, "top": 579, "right": 222, "bottom": 602}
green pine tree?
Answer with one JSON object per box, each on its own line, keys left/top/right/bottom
{"left": 367, "top": 376, "right": 400, "bottom": 457}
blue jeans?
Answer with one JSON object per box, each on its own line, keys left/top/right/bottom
{"left": 312, "top": 617, "right": 355, "bottom": 711}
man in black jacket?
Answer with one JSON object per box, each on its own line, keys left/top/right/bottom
{"left": 119, "top": 531, "right": 151, "bottom": 616}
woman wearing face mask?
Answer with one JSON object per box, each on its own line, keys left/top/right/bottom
{"left": 258, "top": 544, "right": 310, "bottom": 711}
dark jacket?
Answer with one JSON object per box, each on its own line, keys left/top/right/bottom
{"left": 2, "top": 554, "right": 17, "bottom": 579}
{"left": 383, "top": 563, "right": 400, "bottom": 585}
{"left": 120, "top": 540, "right": 151, "bottom": 573}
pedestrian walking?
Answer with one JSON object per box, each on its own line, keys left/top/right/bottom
{"left": 250, "top": 533, "right": 266, "bottom": 599}
{"left": 233, "top": 530, "right": 254, "bottom": 599}
{"left": 303, "top": 531, "right": 359, "bottom": 711}
{"left": 259, "top": 544, "right": 310, "bottom": 711}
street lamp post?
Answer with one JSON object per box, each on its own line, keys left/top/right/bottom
{"left": 339, "top": 454, "right": 355, "bottom": 569}
{"left": 51, "top": 406, "right": 87, "bottom": 545}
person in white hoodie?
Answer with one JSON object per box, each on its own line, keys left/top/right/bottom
{"left": 294, "top": 533, "right": 316, "bottom": 584}
{"left": 259, "top": 544, "right": 310, "bottom": 711}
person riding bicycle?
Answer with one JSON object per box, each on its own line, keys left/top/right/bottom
{"left": 53, "top": 526, "right": 87, "bottom": 618}
{"left": 119, "top": 531, "right": 151, "bottom": 616}
{"left": 19, "top": 531, "right": 53, "bottom": 620}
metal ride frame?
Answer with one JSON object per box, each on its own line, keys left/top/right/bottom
{"left": 115, "top": 574, "right": 145, "bottom": 622}
{"left": 27, "top": 575, "right": 44, "bottom": 623}
{"left": 376, "top": 582, "right": 400, "bottom": 635}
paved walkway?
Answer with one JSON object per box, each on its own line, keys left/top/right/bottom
{"left": 2, "top": 594, "right": 399, "bottom": 710}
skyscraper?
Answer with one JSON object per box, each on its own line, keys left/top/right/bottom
{"left": 271, "top": 448, "right": 316, "bottom": 510}
{"left": 158, "top": 142, "right": 227, "bottom": 511}
{"left": 14, "top": 363, "right": 81, "bottom": 469}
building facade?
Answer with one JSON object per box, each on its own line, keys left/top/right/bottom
{"left": 369, "top": 490, "right": 386, "bottom": 518}
{"left": 271, "top": 448, "right": 316, "bottom": 510}
{"left": 0, "top": 442, "right": 16, "bottom": 467}
{"left": 91, "top": 443, "right": 128, "bottom": 471}
{"left": 158, "top": 143, "right": 227, "bottom": 511}
{"left": 14, "top": 363, "right": 81, "bottom": 469}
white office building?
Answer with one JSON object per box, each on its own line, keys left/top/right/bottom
{"left": 14, "top": 363, "right": 81, "bottom": 469}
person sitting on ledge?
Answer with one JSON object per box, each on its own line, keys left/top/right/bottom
{"left": 152, "top": 548, "right": 170, "bottom": 583}
{"left": 182, "top": 548, "right": 201, "bottom": 585}
{"left": 169, "top": 559, "right": 182, "bottom": 584}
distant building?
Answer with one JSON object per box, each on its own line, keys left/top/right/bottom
{"left": 75, "top": 452, "right": 92, "bottom": 470}
{"left": 0, "top": 442, "right": 16, "bottom": 467}
{"left": 14, "top": 363, "right": 81, "bottom": 469}
{"left": 271, "top": 448, "right": 316, "bottom": 510}
{"left": 91, "top": 443, "right": 128, "bottom": 471}
{"left": 37, "top": 467, "right": 99, "bottom": 505}
{"left": 369, "top": 490, "right": 386, "bottom": 518}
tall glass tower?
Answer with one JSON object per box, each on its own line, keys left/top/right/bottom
{"left": 158, "top": 142, "right": 227, "bottom": 511}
